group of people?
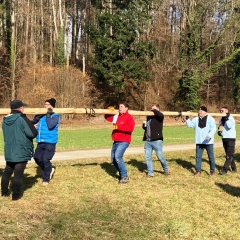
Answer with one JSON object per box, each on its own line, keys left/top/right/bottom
{"left": 1, "top": 100, "right": 236, "bottom": 199}
{"left": 1, "top": 98, "right": 60, "bottom": 200}
{"left": 105, "top": 102, "right": 169, "bottom": 183}
{"left": 186, "top": 106, "right": 236, "bottom": 176}
{"left": 106, "top": 103, "right": 237, "bottom": 183}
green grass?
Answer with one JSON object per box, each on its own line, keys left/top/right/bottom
{"left": 56, "top": 124, "right": 239, "bottom": 151}
{"left": 0, "top": 124, "right": 239, "bottom": 153}
{"left": 1, "top": 147, "right": 240, "bottom": 239}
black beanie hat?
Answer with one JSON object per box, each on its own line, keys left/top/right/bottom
{"left": 45, "top": 98, "right": 56, "bottom": 108}
{"left": 199, "top": 106, "right": 207, "bottom": 112}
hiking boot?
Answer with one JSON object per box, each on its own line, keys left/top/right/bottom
{"left": 164, "top": 172, "right": 170, "bottom": 176}
{"left": 119, "top": 176, "right": 129, "bottom": 184}
{"left": 50, "top": 168, "right": 55, "bottom": 180}
{"left": 194, "top": 171, "right": 201, "bottom": 177}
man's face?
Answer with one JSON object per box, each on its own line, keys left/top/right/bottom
{"left": 198, "top": 110, "right": 207, "bottom": 117}
{"left": 44, "top": 102, "right": 53, "bottom": 109}
{"left": 119, "top": 104, "right": 128, "bottom": 114}
{"left": 151, "top": 105, "right": 159, "bottom": 110}
{"left": 220, "top": 108, "right": 228, "bottom": 114}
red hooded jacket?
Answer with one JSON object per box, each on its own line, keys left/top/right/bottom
{"left": 105, "top": 112, "right": 135, "bottom": 143}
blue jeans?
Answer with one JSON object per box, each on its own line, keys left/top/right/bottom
{"left": 111, "top": 141, "right": 129, "bottom": 179}
{"left": 196, "top": 144, "right": 215, "bottom": 172}
{"left": 144, "top": 140, "right": 168, "bottom": 176}
{"left": 34, "top": 143, "right": 56, "bottom": 182}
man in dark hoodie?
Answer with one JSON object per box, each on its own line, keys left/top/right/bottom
{"left": 1, "top": 100, "right": 38, "bottom": 201}
{"left": 142, "top": 104, "right": 169, "bottom": 177}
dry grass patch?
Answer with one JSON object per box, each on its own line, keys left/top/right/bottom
{"left": 0, "top": 147, "right": 240, "bottom": 239}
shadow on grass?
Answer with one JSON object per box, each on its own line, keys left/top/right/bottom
{"left": 234, "top": 153, "right": 240, "bottom": 163}
{"left": 215, "top": 182, "right": 240, "bottom": 197}
{"left": 127, "top": 159, "right": 146, "bottom": 173}
{"left": 100, "top": 162, "right": 119, "bottom": 179}
{"left": 71, "top": 163, "right": 98, "bottom": 167}
{"left": 174, "top": 157, "right": 222, "bottom": 175}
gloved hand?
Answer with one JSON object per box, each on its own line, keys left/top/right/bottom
{"left": 185, "top": 116, "right": 189, "bottom": 120}
{"left": 218, "top": 131, "right": 222, "bottom": 136}
{"left": 113, "top": 124, "right": 118, "bottom": 130}
{"left": 107, "top": 106, "right": 115, "bottom": 110}
{"left": 46, "top": 108, "right": 53, "bottom": 116}
{"left": 205, "top": 136, "right": 211, "bottom": 141}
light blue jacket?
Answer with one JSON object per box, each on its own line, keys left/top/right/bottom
{"left": 218, "top": 116, "right": 236, "bottom": 139}
{"left": 186, "top": 114, "right": 216, "bottom": 144}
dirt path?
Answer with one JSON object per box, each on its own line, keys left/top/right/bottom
{"left": 0, "top": 140, "right": 237, "bottom": 166}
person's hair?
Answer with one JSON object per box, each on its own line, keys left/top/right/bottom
{"left": 119, "top": 102, "right": 129, "bottom": 108}
{"left": 221, "top": 106, "right": 228, "bottom": 110}
{"left": 152, "top": 103, "right": 160, "bottom": 109}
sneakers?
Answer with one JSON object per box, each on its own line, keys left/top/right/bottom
{"left": 194, "top": 171, "right": 201, "bottom": 177}
{"left": 50, "top": 168, "right": 55, "bottom": 180}
{"left": 42, "top": 182, "right": 49, "bottom": 186}
{"left": 164, "top": 172, "right": 170, "bottom": 176}
{"left": 146, "top": 174, "right": 154, "bottom": 178}
{"left": 119, "top": 176, "right": 129, "bottom": 184}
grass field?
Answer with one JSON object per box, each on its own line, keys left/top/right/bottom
{"left": 1, "top": 124, "right": 240, "bottom": 239}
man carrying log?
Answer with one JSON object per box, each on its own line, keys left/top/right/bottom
{"left": 105, "top": 102, "right": 135, "bottom": 183}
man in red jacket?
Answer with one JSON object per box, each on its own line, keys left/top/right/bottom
{"left": 105, "top": 102, "right": 135, "bottom": 183}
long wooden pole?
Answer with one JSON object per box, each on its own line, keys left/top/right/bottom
{"left": 0, "top": 108, "right": 238, "bottom": 117}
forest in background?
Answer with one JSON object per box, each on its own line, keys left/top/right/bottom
{"left": 0, "top": 0, "right": 240, "bottom": 113}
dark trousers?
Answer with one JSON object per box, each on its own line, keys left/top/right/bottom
{"left": 222, "top": 139, "right": 236, "bottom": 172}
{"left": 34, "top": 143, "right": 56, "bottom": 182}
{"left": 1, "top": 161, "right": 27, "bottom": 200}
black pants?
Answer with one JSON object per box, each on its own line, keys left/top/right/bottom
{"left": 222, "top": 139, "right": 236, "bottom": 172}
{"left": 1, "top": 161, "right": 28, "bottom": 200}
{"left": 34, "top": 143, "right": 56, "bottom": 182}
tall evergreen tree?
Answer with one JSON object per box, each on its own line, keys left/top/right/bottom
{"left": 87, "top": 0, "right": 156, "bottom": 96}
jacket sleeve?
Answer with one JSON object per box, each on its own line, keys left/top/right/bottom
{"left": 225, "top": 116, "right": 235, "bottom": 129}
{"left": 21, "top": 115, "right": 38, "bottom": 138}
{"left": 152, "top": 109, "right": 164, "bottom": 120}
{"left": 186, "top": 117, "right": 197, "bottom": 128}
{"left": 46, "top": 115, "right": 60, "bottom": 130}
{"left": 104, "top": 114, "right": 114, "bottom": 122}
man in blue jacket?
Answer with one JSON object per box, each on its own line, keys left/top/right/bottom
{"left": 32, "top": 98, "right": 60, "bottom": 185}
{"left": 218, "top": 107, "right": 237, "bottom": 175}
{"left": 186, "top": 106, "right": 216, "bottom": 176}
{"left": 142, "top": 104, "right": 169, "bottom": 177}
{"left": 1, "top": 100, "right": 38, "bottom": 200}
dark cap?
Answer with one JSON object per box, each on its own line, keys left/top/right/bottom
{"left": 199, "top": 106, "right": 207, "bottom": 112}
{"left": 10, "top": 100, "right": 27, "bottom": 109}
{"left": 45, "top": 98, "right": 56, "bottom": 108}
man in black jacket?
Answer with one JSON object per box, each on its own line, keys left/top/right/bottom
{"left": 142, "top": 104, "right": 169, "bottom": 177}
